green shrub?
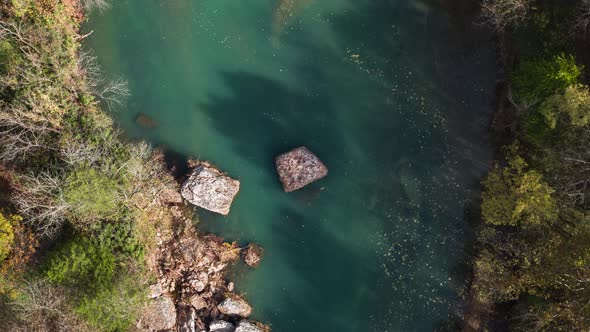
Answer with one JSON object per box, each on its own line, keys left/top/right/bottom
{"left": 46, "top": 237, "right": 116, "bottom": 290}
{"left": 46, "top": 220, "right": 144, "bottom": 287}
{"left": 512, "top": 54, "right": 582, "bottom": 102}
{"left": 76, "top": 275, "right": 146, "bottom": 332}
{"left": 63, "top": 168, "right": 122, "bottom": 224}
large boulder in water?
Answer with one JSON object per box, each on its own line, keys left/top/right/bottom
{"left": 181, "top": 162, "right": 240, "bottom": 215}
{"left": 242, "top": 243, "right": 263, "bottom": 268}
{"left": 275, "top": 146, "right": 328, "bottom": 192}
{"left": 217, "top": 294, "right": 252, "bottom": 317}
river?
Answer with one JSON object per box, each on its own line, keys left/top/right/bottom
{"left": 85, "top": 0, "right": 497, "bottom": 330}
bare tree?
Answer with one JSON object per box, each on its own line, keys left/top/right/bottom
{"left": 12, "top": 172, "right": 69, "bottom": 237}
{"left": 77, "top": 49, "right": 130, "bottom": 110}
{"left": 7, "top": 279, "right": 92, "bottom": 332}
{"left": 80, "top": 0, "right": 111, "bottom": 13}
{"left": 575, "top": 0, "right": 590, "bottom": 33}
{"left": 481, "top": 0, "right": 530, "bottom": 32}
{"left": 95, "top": 76, "right": 130, "bottom": 110}
{"left": 123, "top": 143, "right": 175, "bottom": 204}
{"left": 60, "top": 138, "right": 103, "bottom": 167}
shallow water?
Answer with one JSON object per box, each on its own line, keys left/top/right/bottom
{"left": 85, "top": 0, "right": 497, "bottom": 330}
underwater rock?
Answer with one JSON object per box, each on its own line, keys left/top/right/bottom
{"left": 243, "top": 243, "right": 263, "bottom": 268}
{"left": 140, "top": 296, "right": 177, "bottom": 331}
{"left": 181, "top": 162, "right": 240, "bottom": 215}
{"left": 217, "top": 295, "right": 252, "bottom": 317}
{"left": 135, "top": 113, "right": 159, "bottom": 128}
{"left": 275, "top": 146, "right": 328, "bottom": 192}
{"left": 209, "top": 320, "right": 235, "bottom": 332}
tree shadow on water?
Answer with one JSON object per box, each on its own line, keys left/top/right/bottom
{"left": 199, "top": 70, "right": 344, "bottom": 175}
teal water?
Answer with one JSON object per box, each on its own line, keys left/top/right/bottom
{"left": 85, "top": 1, "right": 497, "bottom": 331}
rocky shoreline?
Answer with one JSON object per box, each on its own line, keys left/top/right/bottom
{"left": 135, "top": 156, "right": 267, "bottom": 332}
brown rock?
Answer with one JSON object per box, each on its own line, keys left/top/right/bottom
{"left": 135, "top": 113, "right": 159, "bottom": 128}
{"left": 189, "top": 294, "right": 208, "bottom": 311}
{"left": 181, "top": 162, "right": 240, "bottom": 215}
{"left": 243, "top": 243, "right": 263, "bottom": 268}
{"left": 140, "top": 296, "right": 177, "bottom": 331}
{"left": 275, "top": 146, "right": 328, "bottom": 192}
{"left": 160, "top": 188, "right": 183, "bottom": 205}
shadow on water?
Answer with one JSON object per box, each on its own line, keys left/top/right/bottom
{"left": 199, "top": 69, "right": 344, "bottom": 172}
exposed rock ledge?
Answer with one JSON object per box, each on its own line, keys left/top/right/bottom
{"left": 275, "top": 146, "right": 328, "bottom": 192}
{"left": 138, "top": 203, "right": 268, "bottom": 332}
{"left": 181, "top": 162, "right": 240, "bottom": 215}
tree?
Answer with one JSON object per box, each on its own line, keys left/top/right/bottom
{"left": 0, "top": 211, "right": 15, "bottom": 262}
{"left": 12, "top": 172, "right": 69, "bottom": 237}
{"left": 512, "top": 54, "right": 582, "bottom": 103}
{"left": 481, "top": 145, "right": 557, "bottom": 227}
{"left": 481, "top": 0, "right": 530, "bottom": 31}
{"left": 540, "top": 84, "right": 590, "bottom": 128}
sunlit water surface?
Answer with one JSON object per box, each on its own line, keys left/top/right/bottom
{"left": 85, "top": 0, "right": 497, "bottom": 330}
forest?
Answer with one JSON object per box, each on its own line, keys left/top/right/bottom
{"left": 468, "top": 0, "right": 590, "bottom": 330}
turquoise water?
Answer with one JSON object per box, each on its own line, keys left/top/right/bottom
{"left": 85, "top": 1, "right": 497, "bottom": 330}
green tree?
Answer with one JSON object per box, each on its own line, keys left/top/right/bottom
{"left": 481, "top": 145, "right": 557, "bottom": 227}
{"left": 540, "top": 84, "right": 590, "bottom": 128}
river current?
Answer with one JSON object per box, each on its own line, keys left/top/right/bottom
{"left": 86, "top": 1, "right": 497, "bottom": 330}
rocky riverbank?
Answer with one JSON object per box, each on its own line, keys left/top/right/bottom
{"left": 136, "top": 158, "right": 267, "bottom": 332}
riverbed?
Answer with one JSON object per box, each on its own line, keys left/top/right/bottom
{"left": 85, "top": 0, "right": 497, "bottom": 330}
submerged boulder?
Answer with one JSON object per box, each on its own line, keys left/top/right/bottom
{"left": 242, "top": 243, "right": 263, "bottom": 268}
{"left": 275, "top": 146, "right": 328, "bottom": 192}
{"left": 181, "top": 162, "right": 240, "bottom": 215}
{"left": 217, "top": 295, "right": 252, "bottom": 317}
{"left": 135, "top": 113, "right": 159, "bottom": 128}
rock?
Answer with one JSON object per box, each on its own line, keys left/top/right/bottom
{"left": 189, "top": 294, "right": 208, "bottom": 310}
{"left": 217, "top": 295, "right": 252, "bottom": 317}
{"left": 135, "top": 113, "right": 159, "bottom": 128}
{"left": 235, "top": 320, "right": 264, "bottom": 332}
{"left": 209, "top": 320, "right": 235, "bottom": 332}
{"left": 149, "top": 283, "right": 163, "bottom": 299}
{"left": 140, "top": 296, "right": 177, "bottom": 331}
{"left": 181, "top": 163, "right": 240, "bottom": 215}
{"left": 275, "top": 146, "right": 328, "bottom": 192}
{"left": 177, "top": 306, "right": 197, "bottom": 332}
{"left": 243, "top": 243, "right": 263, "bottom": 268}
{"left": 190, "top": 279, "right": 207, "bottom": 293}
{"left": 227, "top": 282, "right": 235, "bottom": 292}
{"left": 160, "top": 188, "right": 183, "bottom": 204}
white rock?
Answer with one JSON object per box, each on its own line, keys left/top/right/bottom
{"left": 235, "top": 320, "right": 264, "bottom": 332}
{"left": 217, "top": 295, "right": 252, "bottom": 317}
{"left": 209, "top": 320, "right": 235, "bottom": 332}
{"left": 181, "top": 163, "right": 240, "bottom": 215}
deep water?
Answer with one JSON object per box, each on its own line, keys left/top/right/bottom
{"left": 85, "top": 0, "right": 498, "bottom": 330}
